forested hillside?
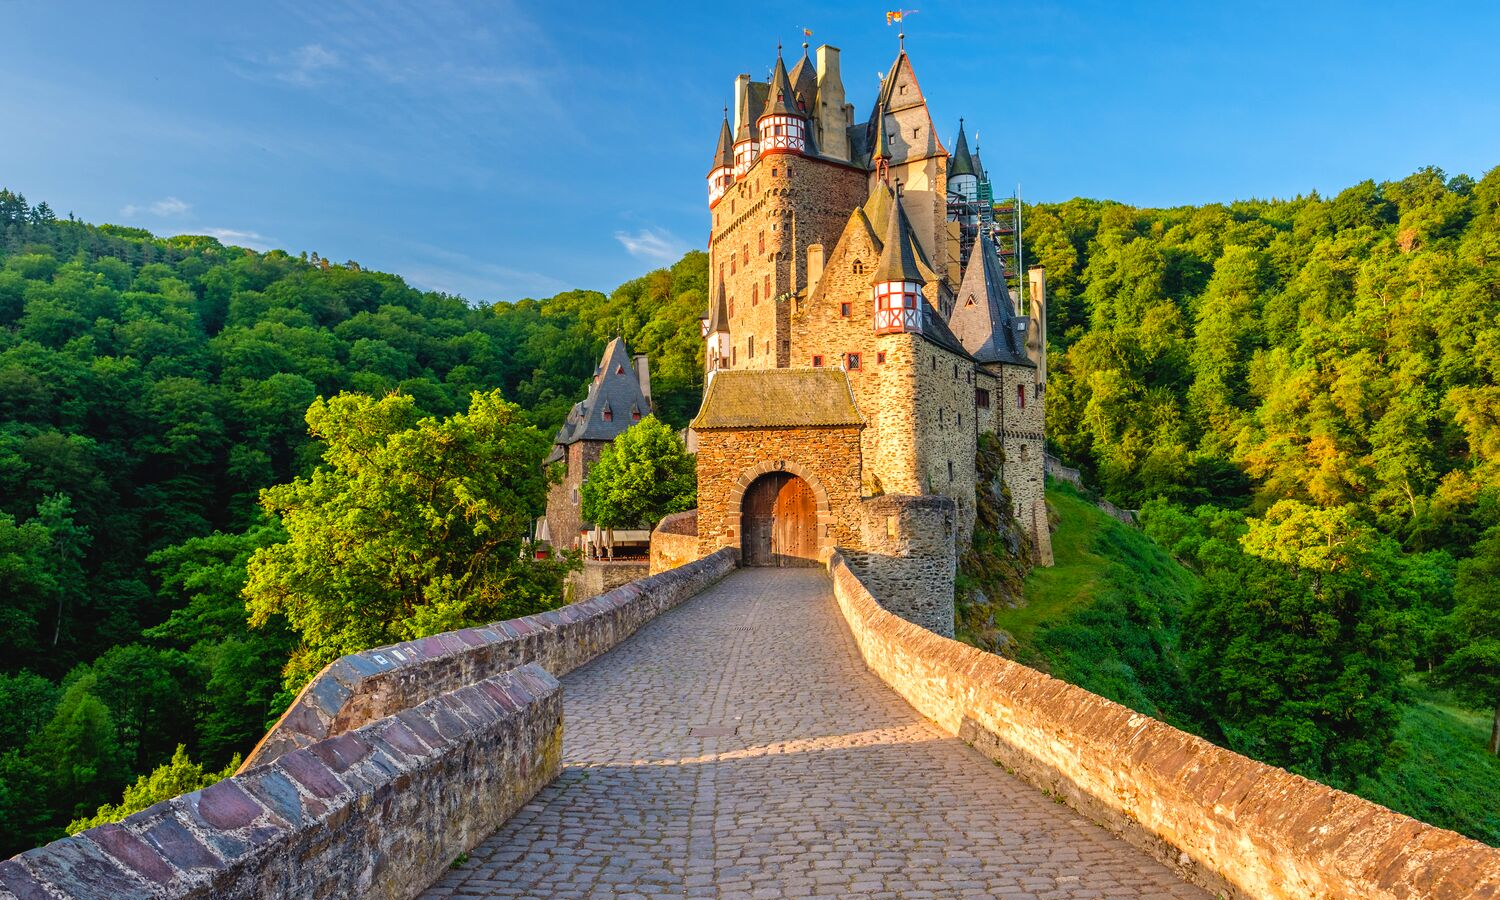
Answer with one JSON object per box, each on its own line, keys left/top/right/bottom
{"left": 2, "top": 163, "right": 1497, "bottom": 853}
{"left": 999, "top": 165, "right": 1500, "bottom": 840}
{"left": 0, "top": 190, "right": 707, "bottom": 852}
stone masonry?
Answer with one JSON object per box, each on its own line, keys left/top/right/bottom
{"left": 420, "top": 569, "right": 1210, "bottom": 900}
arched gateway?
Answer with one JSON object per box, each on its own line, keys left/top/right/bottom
{"left": 740, "top": 471, "right": 818, "bottom": 566}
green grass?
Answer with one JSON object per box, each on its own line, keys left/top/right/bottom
{"left": 988, "top": 480, "right": 1500, "bottom": 847}
{"left": 1356, "top": 681, "right": 1500, "bottom": 844}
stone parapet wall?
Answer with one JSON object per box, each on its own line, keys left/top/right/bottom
{"left": 850, "top": 494, "right": 956, "bottom": 636}
{"left": 567, "top": 558, "right": 650, "bottom": 602}
{"left": 826, "top": 551, "right": 1500, "bottom": 900}
{"left": 0, "top": 664, "right": 562, "bottom": 900}
{"left": 649, "top": 510, "right": 701, "bottom": 575}
{"left": 244, "top": 548, "right": 738, "bottom": 769}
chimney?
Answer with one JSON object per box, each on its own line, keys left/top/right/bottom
{"left": 732, "top": 74, "right": 750, "bottom": 135}
{"left": 634, "top": 355, "right": 652, "bottom": 408}
{"left": 1027, "top": 266, "right": 1047, "bottom": 386}
{"left": 814, "top": 45, "right": 850, "bottom": 161}
{"left": 806, "top": 243, "right": 825, "bottom": 299}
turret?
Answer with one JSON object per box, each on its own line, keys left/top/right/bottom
{"left": 949, "top": 119, "right": 978, "bottom": 203}
{"left": 705, "top": 279, "right": 732, "bottom": 374}
{"left": 707, "top": 109, "right": 734, "bottom": 206}
{"left": 758, "top": 47, "right": 807, "bottom": 156}
{"left": 872, "top": 193, "right": 925, "bottom": 335}
{"left": 732, "top": 74, "right": 760, "bottom": 177}
{"left": 870, "top": 100, "right": 892, "bottom": 184}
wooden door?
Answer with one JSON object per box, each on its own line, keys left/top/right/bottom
{"left": 741, "top": 472, "right": 817, "bottom": 567}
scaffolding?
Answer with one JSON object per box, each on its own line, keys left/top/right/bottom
{"left": 946, "top": 142, "right": 1024, "bottom": 303}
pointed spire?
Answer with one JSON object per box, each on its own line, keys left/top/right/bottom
{"left": 872, "top": 193, "right": 925, "bottom": 286}
{"left": 708, "top": 279, "right": 730, "bottom": 334}
{"left": 949, "top": 232, "right": 1032, "bottom": 367}
{"left": 710, "top": 108, "right": 733, "bottom": 174}
{"left": 871, "top": 100, "right": 892, "bottom": 164}
{"left": 762, "top": 47, "right": 802, "bottom": 119}
{"left": 951, "top": 118, "right": 976, "bottom": 177}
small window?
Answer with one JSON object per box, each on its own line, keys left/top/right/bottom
{"left": 742, "top": 245, "right": 749, "bottom": 264}
{"left": 953, "top": 364, "right": 959, "bottom": 379}
{"left": 931, "top": 357, "right": 936, "bottom": 371}
{"left": 948, "top": 460, "right": 954, "bottom": 481}
{"left": 752, "top": 284, "right": 759, "bottom": 306}
{"left": 976, "top": 388, "right": 990, "bottom": 408}
{"left": 729, "top": 298, "right": 735, "bottom": 316}
{"left": 957, "top": 413, "right": 962, "bottom": 427}
{"left": 1017, "top": 383, "right": 1026, "bottom": 409}
{"left": 747, "top": 337, "right": 755, "bottom": 358}
{"left": 847, "top": 352, "right": 861, "bottom": 370}
{"left": 764, "top": 274, "right": 771, "bottom": 296}
{"left": 876, "top": 351, "right": 886, "bottom": 365}
{"left": 731, "top": 256, "right": 737, "bottom": 275}
{"left": 852, "top": 260, "right": 865, "bottom": 274}
{"left": 938, "top": 409, "right": 944, "bottom": 426}
{"left": 570, "top": 487, "right": 579, "bottom": 505}
{"left": 632, "top": 409, "right": 641, "bottom": 422}
{"left": 602, "top": 408, "right": 613, "bottom": 422}
{"left": 732, "top": 347, "right": 737, "bottom": 364}
{"left": 616, "top": 365, "right": 625, "bottom": 375}
{"left": 759, "top": 231, "right": 765, "bottom": 253}
{"left": 840, "top": 302, "right": 851, "bottom": 317}
{"left": 899, "top": 84, "right": 907, "bottom": 96}
{"left": 965, "top": 295, "right": 976, "bottom": 307}
{"left": 771, "top": 168, "right": 778, "bottom": 176}
{"left": 781, "top": 339, "right": 790, "bottom": 354}
{"left": 812, "top": 355, "right": 824, "bottom": 367}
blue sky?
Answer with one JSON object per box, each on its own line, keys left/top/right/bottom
{"left": 3, "top": 1, "right": 1497, "bottom": 303}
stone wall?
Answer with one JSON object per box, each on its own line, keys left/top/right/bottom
{"left": 544, "top": 440, "right": 603, "bottom": 553}
{"left": 244, "top": 548, "right": 738, "bottom": 769}
{"left": 1, "top": 664, "right": 562, "bottom": 900}
{"left": 849, "top": 495, "right": 957, "bottom": 636}
{"left": 825, "top": 552, "right": 1500, "bottom": 900}
{"left": 649, "top": 509, "right": 701, "bottom": 575}
{"left": 912, "top": 339, "right": 979, "bottom": 547}
{"left": 694, "top": 425, "right": 863, "bottom": 557}
{"left": 566, "top": 559, "right": 650, "bottom": 603}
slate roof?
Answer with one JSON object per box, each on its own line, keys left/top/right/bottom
{"left": 709, "top": 113, "right": 733, "bottom": 174}
{"left": 950, "top": 119, "right": 976, "bottom": 177}
{"left": 735, "top": 81, "right": 770, "bottom": 142}
{"left": 762, "top": 52, "right": 802, "bottom": 119}
{"left": 872, "top": 192, "right": 925, "bottom": 285}
{"left": 551, "top": 337, "right": 653, "bottom": 448}
{"left": 692, "top": 368, "right": 864, "bottom": 430}
{"left": 707, "top": 279, "right": 729, "bottom": 333}
{"left": 789, "top": 49, "right": 818, "bottom": 115}
{"left": 948, "top": 232, "right": 1035, "bottom": 368}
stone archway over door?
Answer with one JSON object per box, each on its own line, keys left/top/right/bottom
{"left": 741, "top": 472, "right": 818, "bottom": 567}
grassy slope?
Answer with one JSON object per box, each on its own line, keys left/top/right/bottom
{"left": 987, "top": 480, "right": 1500, "bottom": 846}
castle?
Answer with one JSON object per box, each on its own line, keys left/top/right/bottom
{"left": 689, "top": 38, "right": 1051, "bottom": 630}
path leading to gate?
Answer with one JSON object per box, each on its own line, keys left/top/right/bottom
{"left": 421, "top": 569, "right": 1208, "bottom": 900}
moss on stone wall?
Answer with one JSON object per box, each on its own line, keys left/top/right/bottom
{"left": 956, "top": 432, "right": 1036, "bottom": 652}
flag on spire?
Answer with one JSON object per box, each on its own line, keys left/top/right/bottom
{"left": 885, "top": 9, "right": 918, "bottom": 25}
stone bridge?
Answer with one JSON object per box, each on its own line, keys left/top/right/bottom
{"left": 4, "top": 552, "right": 1498, "bottom": 900}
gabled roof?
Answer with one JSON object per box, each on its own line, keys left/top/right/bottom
{"left": 761, "top": 51, "right": 802, "bottom": 119}
{"left": 951, "top": 119, "right": 976, "bottom": 177}
{"left": 948, "top": 233, "right": 1034, "bottom": 368}
{"left": 692, "top": 368, "right": 864, "bottom": 430}
{"left": 553, "top": 337, "right": 654, "bottom": 446}
{"left": 710, "top": 112, "right": 733, "bottom": 174}
{"left": 872, "top": 192, "right": 925, "bottom": 285}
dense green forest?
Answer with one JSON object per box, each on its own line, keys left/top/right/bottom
{"left": 0, "top": 189, "right": 708, "bottom": 853}
{"left": 978, "top": 165, "right": 1500, "bottom": 841}
{"left": 2, "top": 163, "right": 1498, "bottom": 853}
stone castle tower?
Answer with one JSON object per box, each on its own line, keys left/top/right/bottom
{"left": 690, "top": 39, "right": 1051, "bottom": 630}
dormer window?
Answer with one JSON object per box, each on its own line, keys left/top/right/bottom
{"left": 602, "top": 405, "right": 613, "bottom": 422}
{"left": 631, "top": 406, "right": 641, "bottom": 422}
{"left": 852, "top": 260, "right": 865, "bottom": 275}
{"left": 616, "top": 365, "right": 625, "bottom": 375}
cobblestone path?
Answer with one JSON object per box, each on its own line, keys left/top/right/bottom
{"left": 421, "top": 569, "right": 1208, "bottom": 900}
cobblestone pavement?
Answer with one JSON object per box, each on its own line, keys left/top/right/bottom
{"left": 421, "top": 569, "right": 1209, "bottom": 900}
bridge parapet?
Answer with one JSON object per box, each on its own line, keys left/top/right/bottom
{"left": 0, "top": 664, "right": 561, "bottom": 900}
{"left": 244, "top": 546, "right": 738, "bottom": 769}
{"left": 827, "top": 550, "right": 1500, "bottom": 900}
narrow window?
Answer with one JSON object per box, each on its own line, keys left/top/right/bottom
{"left": 632, "top": 408, "right": 641, "bottom": 422}
{"left": 731, "top": 255, "right": 737, "bottom": 275}
{"left": 840, "top": 302, "right": 851, "bottom": 317}
{"left": 747, "top": 337, "right": 755, "bottom": 358}
{"left": 732, "top": 347, "right": 737, "bottom": 364}
{"left": 931, "top": 357, "right": 936, "bottom": 371}
{"left": 976, "top": 388, "right": 990, "bottom": 408}
{"left": 729, "top": 297, "right": 734, "bottom": 316}
{"left": 759, "top": 232, "right": 765, "bottom": 253}
{"left": 877, "top": 351, "right": 886, "bottom": 365}
{"left": 812, "top": 354, "right": 824, "bottom": 367}
{"left": 1017, "top": 383, "right": 1026, "bottom": 409}
{"left": 948, "top": 460, "right": 954, "bottom": 481}
{"left": 847, "top": 352, "right": 861, "bottom": 370}
{"left": 742, "top": 245, "right": 749, "bottom": 265}
{"left": 615, "top": 365, "right": 625, "bottom": 375}
{"left": 752, "top": 283, "right": 758, "bottom": 306}
{"left": 953, "top": 364, "right": 959, "bottom": 379}
{"left": 602, "top": 408, "right": 613, "bottom": 422}
{"left": 764, "top": 274, "right": 771, "bottom": 296}
{"left": 938, "top": 409, "right": 944, "bottom": 426}
{"left": 957, "top": 413, "right": 962, "bottom": 428}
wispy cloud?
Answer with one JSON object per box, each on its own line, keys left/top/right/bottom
{"left": 254, "top": 43, "right": 341, "bottom": 87}
{"left": 614, "top": 227, "right": 688, "bottom": 264}
{"left": 121, "top": 196, "right": 192, "bottom": 217}
{"left": 393, "top": 242, "right": 570, "bottom": 303}
{"left": 176, "top": 227, "right": 276, "bottom": 251}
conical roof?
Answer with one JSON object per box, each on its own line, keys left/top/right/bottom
{"left": 872, "top": 193, "right": 925, "bottom": 285}
{"left": 789, "top": 47, "right": 817, "bottom": 114}
{"left": 707, "top": 279, "right": 730, "bottom": 333}
{"left": 555, "top": 337, "right": 655, "bottom": 446}
{"left": 951, "top": 119, "right": 976, "bottom": 177}
{"left": 710, "top": 112, "right": 733, "bottom": 174}
{"left": 948, "top": 233, "right": 1033, "bottom": 367}
{"left": 871, "top": 101, "right": 892, "bottom": 162}
{"left": 761, "top": 50, "right": 802, "bottom": 119}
